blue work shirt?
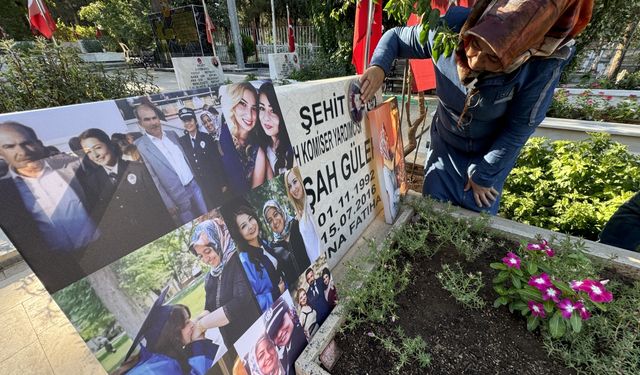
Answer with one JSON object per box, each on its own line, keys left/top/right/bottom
{"left": 369, "top": 7, "right": 574, "bottom": 188}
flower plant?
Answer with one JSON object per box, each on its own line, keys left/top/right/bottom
{"left": 548, "top": 89, "right": 640, "bottom": 124}
{"left": 491, "top": 239, "right": 613, "bottom": 339}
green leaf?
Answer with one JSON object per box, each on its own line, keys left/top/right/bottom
{"left": 511, "top": 301, "right": 527, "bottom": 311}
{"left": 518, "top": 286, "right": 543, "bottom": 302}
{"left": 492, "top": 271, "right": 509, "bottom": 284}
{"left": 591, "top": 301, "right": 608, "bottom": 312}
{"left": 570, "top": 313, "right": 582, "bottom": 333}
{"left": 554, "top": 280, "right": 574, "bottom": 295}
{"left": 511, "top": 274, "right": 522, "bottom": 289}
{"left": 494, "top": 285, "right": 508, "bottom": 295}
{"left": 527, "top": 315, "right": 540, "bottom": 331}
{"left": 428, "top": 9, "right": 440, "bottom": 30}
{"left": 490, "top": 262, "right": 508, "bottom": 271}
{"left": 526, "top": 262, "right": 538, "bottom": 275}
{"left": 432, "top": 47, "right": 440, "bottom": 62}
{"left": 493, "top": 296, "right": 509, "bottom": 308}
{"left": 443, "top": 42, "right": 452, "bottom": 57}
{"left": 419, "top": 28, "right": 428, "bottom": 45}
{"left": 549, "top": 311, "right": 566, "bottom": 338}
{"left": 543, "top": 300, "right": 555, "bottom": 313}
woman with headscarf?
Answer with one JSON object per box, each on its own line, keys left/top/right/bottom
{"left": 262, "top": 199, "right": 311, "bottom": 285}
{"left": 188, "top": 220, "right": 261, "bottom": 348}
{"left": 360, "top": 0, "right": 594, "bottom": 215}
{"left": 220, "top": 82, "right": 273, "bottom": 190}
{"left": 222, "top": 201, "right": 286, "bottom": 312}
{"left": 247, "top": 335, "right": 285, "bottom": 375}
{"left": 256, "top": 82, "right": 294, "bottom": 175}
{"left": 113, "top": 288, "right": 217, "bottom": 375}
{"left": 285, "top": 168, "right": 322, "bottom": 263}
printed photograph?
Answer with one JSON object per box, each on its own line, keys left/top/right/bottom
{"left": 234, "top": 293, "right": 307, "bottom": 375}
{"left": 115, "top": 86, "right": 232, "bottom": 222}
{"left": 0, "top": 101, "right": 178, "bottom": 292}
{"left": 292, "top": 255, "right": 337, "bottom": 340}
{"left": 218, "top": 81, "right": 294, "bottom": 194}
{"left": 52, "top": 215, "right": 263, "bottom": 374}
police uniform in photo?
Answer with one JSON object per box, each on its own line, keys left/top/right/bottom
{"left": 178, "top": 107, "right": 230, "bottom": 210}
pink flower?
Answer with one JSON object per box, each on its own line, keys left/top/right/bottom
{"left": 502, "top": 252, "right": 521, "bottom": 269}
{"left": 583, "top": 280, "right": 613, "bottom": 303}
{"left": 587, "top": 99, "right": 594, "bottom": 105}
{"left": 542, "top": 285, "right": 562, "bottom": 303}
{"left": 570, "top": 280, "right": 587, "bottom": 292}
{"left": 598, "top": 91, "right": 605, "bottom": 95}
{"left": 557, "top": 299, "right": 578, "bottom": 319}
{"left": 526, "top": 239, "right": 554, "bottom": 257}
{"left": 529, "top": 273, "right": 552, "bottom": 291}
{"left": 528, "top": 301, "right": 546, "bottom": 318}
{"left": 590, "top": 82, "right": 600, "bottom": 88}
{"left": 576, "top": 300, "right": 591, "bottom": 320}
{"left": 606, "top": 95, "right": 613, "bottom": 101}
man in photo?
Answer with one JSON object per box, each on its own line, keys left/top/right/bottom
{"left": 133, "top": 102, "right": 207, "bottom": 224}
{"left": 177, "top": 107, "right": 229, "bottom": 209}
{"left": 265, "top": 297, "right": 307, "bottom": 375}
{"left": 0, "top": 121, "right": 97, "bottom": 291}
{"left": 305, "top": 268, "right": 331, "bottom": 324}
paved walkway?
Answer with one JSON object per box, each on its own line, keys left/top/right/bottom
{"left": 0, "top": 68, "right": 431, "bottom": 374}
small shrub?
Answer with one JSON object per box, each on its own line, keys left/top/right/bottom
{"left": 80, "top": 39, "right": 104, "bottom": 53}
{"left": 501, "top": 133, "right": 640, "bottom": 240}
{"left": 548, "top": 88, "right": 640, "bottom": 124}
{"left": 0, "top": 38, "right": 157, "bottom": 114}
{"left": 288, "top": 51, "right": 355, "bottom": 81}
{"left": 227, "top": 34, "right": 255, "bottom": 62}
{"left": 370, "top": 327, "right": 431, "bottom": 374}
{"left": 436, "top": 262, "right": 486, "bottom": 309}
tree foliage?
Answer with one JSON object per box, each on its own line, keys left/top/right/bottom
{"left": 78, "top": 0, "right": 153, "bottom": 51}
{"left": 53, "top": 279, "right": 116, "bottom": 340}
{"left": 0, "top": 38, "right": 157, "bottom": 114}
{"left": 0, "top": 0, "right": 32, "bottom": 40}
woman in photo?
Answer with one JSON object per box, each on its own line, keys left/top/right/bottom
{"left": 115, "top": 289, "right": 217, "bottom": 375}
{"left": 247, "top": 334, "right": 285, "bottom": 375}
{"left": 223, "top": 82, "right": 273, "bottom": 188}
{"left": 262, "top": 199, "right": 310, "bottom": 285}
{"left": 285, "top": 168, "right": 322, "bottom": 263}
{"left": 200, "top": 108, "right": 221, "bottom": 141}
{"left": 321, "top": 267, "right": 338, "bottom": 309}
{"left": 224, "top": 202, "right": 285, "bottom": 312}
{"left": 188, "top": 219, "right": 261, "bottom": 348}
{"left": 78, "top": 128, "right": 174, "bottom": 258}
{"left": 379, "top": 126, "right": 400, "bottom": 219}
{"left": 256, "top": 82, "right": 294, "bottom": 175}
{"left": 295, "top": 288, "right": 318, "bottom": 339}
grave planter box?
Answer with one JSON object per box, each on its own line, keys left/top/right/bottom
{"left": 296, "top": 191, "right": 640, "bottom": 375}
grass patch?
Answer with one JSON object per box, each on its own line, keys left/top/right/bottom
{"left": 97, "top": 335, "right": 132, "bottom": 374}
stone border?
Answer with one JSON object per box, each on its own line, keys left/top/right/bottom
{"left": 296, "top": 192, "right": 640, "bottom": 375}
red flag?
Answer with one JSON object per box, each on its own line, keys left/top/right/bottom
{"left": 28, "top": 0, "right": 56, "bottom": 39}
{"left": 352, "top": 0, "right": 383, "bottom": 74}
{"left": 287, "top": 16, "right": 295, "bottom": 52}
{"left": 205, "top": 11, "right": 215, "bottom": 45}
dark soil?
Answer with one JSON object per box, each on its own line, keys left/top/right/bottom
{"left": 331, "top": 240, "right": 577, "bottom": 375}
{"left": 405, "top": 162, "right": 424, "bottom": 193}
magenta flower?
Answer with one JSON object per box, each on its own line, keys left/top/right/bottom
{"left": 576, "top": 301, "right": 591, "bottom": 320}
{"left": 587, "top": 99, "right": 594, "bottom": 105}
{"left": 557, "top": 299, "right": 578, "bottom": 319}
{"left": 527, "top": 301, "right": 546, "bottom": 318}
{"left": 606, "top": 95, "right": 613, "bottom": 101}
{"left": 502, "top": 252, "right": 521, "bottom": 269}
{"left": 583, "top": 280, "right": 613, "bottom": 303}
{"left": 528, "top": 273, "right": 552, "bottom": 291}
{"left": 526, "top": 239, "right": 554, "bottom": 257}
{"left": 542, "top": 285, "right": 562, "bottom": 303}
{"left": 570, "top": 280, "right": 587, "bottom": 292}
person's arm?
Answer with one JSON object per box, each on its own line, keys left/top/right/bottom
{"left": 251, "top": 147, "right": 270, "bottom": 188}
{"left": 470, "top": 55, "right": 571, "bottom": 191}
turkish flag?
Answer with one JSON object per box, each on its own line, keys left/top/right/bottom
{"left": 287, "top": 15, "right": 295, "bottom": 52}
{"left": 205, "top": 11, "right": 215, "bottom": 45}
{"left": 352, "top": 0, "right": 383, "bottom": 74}
{"left": 28, "top": 0, "right": 56, "bottom": 39}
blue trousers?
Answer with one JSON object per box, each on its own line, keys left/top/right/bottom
{"left": 178, "top": 179, "right": 208, "bottom": 223}
{"left": 422, "top": 123, "right": 516, "bottom": 215}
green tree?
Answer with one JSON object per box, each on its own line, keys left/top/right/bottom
{"left": 0, "top": 38, "right": 157, "bottom": 114}
{"left": 79, "top": 0, "right": 153, "bottom": 51}
{"left": 53, "top": 279, "right": 116, "bottom": 340}
{"left": 0, "top": 0, "right": 32, "bottom": 40}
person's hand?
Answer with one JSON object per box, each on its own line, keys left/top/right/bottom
{"left": 278, "top": 277, "right": 286, "bottom": 294}
{"left": 360, "top": 66, "right": 385, "bottom": 102}
{"left": 464, "top": 175, "right": 499, "bottom": 208}
{"left": 191, "top": 320, "right": 206, "bottom": 341}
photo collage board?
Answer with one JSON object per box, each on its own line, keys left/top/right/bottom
{"left": 0, "top": 77, "right": 383, "bottom": 374}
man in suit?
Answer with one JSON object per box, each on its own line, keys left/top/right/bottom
{"left": 305, "top": 268, "right": 331, "bottom": 323}
{"left": 0, "top": 121, "right": 97, "bottom": 292}
{"left": 133, "top": 103, "right": 207, "bottom": 224}
{"left": 177, "top": 107, "right": 229, "bottom": 209}
{"left": 265, "top": 297, "right": 308, "bottom": 375}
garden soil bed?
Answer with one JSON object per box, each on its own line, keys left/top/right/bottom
{"left": 331, "top": 240, "right": 576, "bottom": 375}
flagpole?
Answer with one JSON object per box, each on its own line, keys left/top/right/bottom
{"left": 363, "top": 0, "right": 374, "bottom": 70}
{"left": 270, "top": 0, "right": 277, "bottom": 53}
{"left": 201, "top": 0, "right": 217, "bottom": 57}
{"left": 34, "top": 0, "right": 57, "bottom": 45}
{"left": 286, "top": 4, "right": 292, "bottom": 53}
